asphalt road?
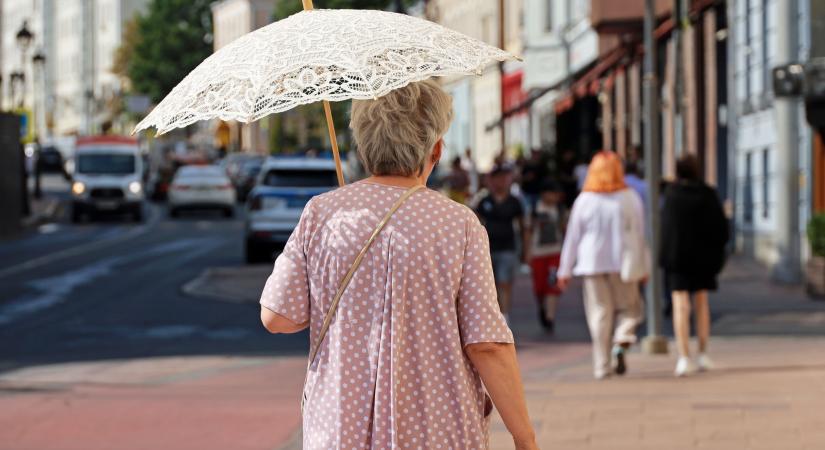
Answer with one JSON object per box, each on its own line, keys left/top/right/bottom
{"left": 0, "top": 176, "right": 306, "bottom": 374}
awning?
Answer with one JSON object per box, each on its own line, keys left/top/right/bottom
{"left": 485, "top": 60, "right": 598, "bottom": 131}
{"left": 554, "top": 0, "right": 718, "bottom": 114}
{"left": 486, "top": 0, "right": 718, "bottom": 129}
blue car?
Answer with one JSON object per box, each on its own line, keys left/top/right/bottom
{"left": 244, "top": 157, "right": 339, "bottom": 263}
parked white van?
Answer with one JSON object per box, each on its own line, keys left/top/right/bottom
{"left": 71, "top": 136, "right": 145, "bottom": 222}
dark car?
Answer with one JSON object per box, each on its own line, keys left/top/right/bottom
{"left": 37, "top": 146, "right": 65, "bottom": 173}
{"left": 235, "top": 157, "right": 264, "bottom": 202}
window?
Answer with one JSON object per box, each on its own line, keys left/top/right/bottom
{"left": 762, "top": 148, "right": 770, "bottom": 218}
{"left": 764, "top": 0, "right": 777, "bottom": 94}
{"left": 744, "top": 152, "right": 754, "bottom": 224}
{"left": 747, "top": 0, "right": 763, "bottom": 100}
{"left": 544, "top": 1, "right": 552, "bottom": 32}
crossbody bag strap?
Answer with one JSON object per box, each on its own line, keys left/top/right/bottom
{"left": 306, "top": 184, "right": 423, "bottom": 369}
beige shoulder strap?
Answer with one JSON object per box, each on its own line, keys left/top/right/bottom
{"left": 306, "top": 184, "right": 423, "bottom": 369}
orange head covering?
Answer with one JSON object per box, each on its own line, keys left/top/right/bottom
{"left": 582, "top": 150, "right": 627, "bottom": 193}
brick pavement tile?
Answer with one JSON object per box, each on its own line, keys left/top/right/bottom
{"left": 695, "top": 438, "right": 750, "bottom": 449}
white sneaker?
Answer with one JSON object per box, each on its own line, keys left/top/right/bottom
{"left": 675, "top": 357, "right": 698, "bottom": 377}
{"left": 696, "top": 354, "right": 715, "bottom": 371}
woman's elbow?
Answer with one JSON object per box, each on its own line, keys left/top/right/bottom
{"left": 260, "top": 310, "right": 282, "bottom": 334}
{"left": 260, "top": 307, "right": 305, "bottom": 334}
{"left": 465, "top": 342, "right": 512, "bottom": 359}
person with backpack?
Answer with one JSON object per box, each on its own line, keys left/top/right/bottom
{"left": 525, "top": 180, "right": 568, "bottom": 332}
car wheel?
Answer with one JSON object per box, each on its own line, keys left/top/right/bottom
{"left": 71, "top": 207, "right": 83, "bottom": 224}
{"left": 132, "top": 206, "right": 144, "bottom": 222}
{"left": 223, "top": 207, "right": 234, "bottom": 218}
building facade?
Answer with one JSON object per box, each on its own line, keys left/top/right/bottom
{"left": 428, "top": 0, "right": 523, "bottom": 171}
{"left": 729, "top": 0, "right": 812, "bottom": 276}
{"left": 52, "top": 0, "right": 149, "bottom": 136}
{"left": 211, "top": 0, "right": 273, "bottom": 154}
{"left": 1, "top": 0, "right": 54, "bottom": 139}
{"left": 521, "top": 0, "right": 598, "bottom": 151}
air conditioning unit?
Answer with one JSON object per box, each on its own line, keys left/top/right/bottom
{"left": 773, "top": 63, "right": 805, "bottom": 97}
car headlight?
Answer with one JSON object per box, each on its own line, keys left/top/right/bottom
{"left": 72, "top": 181, "right": 85, "bottom": 195}
{"left": 129, "top": 181, "right": 142, "bottom": 194}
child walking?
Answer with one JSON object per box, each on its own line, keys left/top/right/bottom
{"left": 526, "top": 180, "right": 567, "bottom": 332}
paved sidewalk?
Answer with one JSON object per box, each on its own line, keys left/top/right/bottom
{"left": 490, "top": 336, "right": 825, "bottom": 450}
{"left": 0, "top": 356, "right": 307, "bottom": 450}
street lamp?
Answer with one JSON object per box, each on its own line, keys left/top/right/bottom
{"left": 32, "top": 51, "right": 46, "bottom": 68}
{"left": 32, "top": 50, "right": 47, "bottom": 140}
{"left": 16, "top": 21, "right": 33, "bottom": 53}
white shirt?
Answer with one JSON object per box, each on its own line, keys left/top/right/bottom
{"left": 558, "top": 189, "right": 645, "bottom": 278}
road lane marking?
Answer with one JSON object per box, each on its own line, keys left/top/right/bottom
{"left": 0, "top": 237, "right": 220, "bottom": 325}
{"left": 0, "top": 203, "right": 162, "bottom": 279}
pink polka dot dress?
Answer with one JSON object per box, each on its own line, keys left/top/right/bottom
{"left": 260, "top": 181, "right": 514, "bottom": 449}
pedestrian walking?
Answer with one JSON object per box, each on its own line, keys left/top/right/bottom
{"left": 526, "top": 180, "right": 567, "bottom": 332}
{"left": 660, "top": 154, "right": 729, "bottom": 377}
{"left": 475, "top": 164, "right": 528, "bottom": 323}
{"left": 520, "top": 148, "right": 547, "bottom": 212}
{"left": 558, "top": 151, "right": 647, "bottom": 379}
{"left": 624, "top": 158, "right": 648, "bottom": 206}
{"left": 258, "top": 80, "right": 537, "bottom": 450}
{"left": 443, "top": 156, "right": 471, "bottom": 204}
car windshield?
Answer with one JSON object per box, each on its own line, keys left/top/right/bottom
{"left": 262, "top": 169, "right": 338, "bottom": 188}
{"left": 77, "top": 153, "right": 135, "bottom": 175}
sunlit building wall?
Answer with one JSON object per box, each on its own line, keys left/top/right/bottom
{"left": 730, "top": 0, "right": 812, "bottom": 266}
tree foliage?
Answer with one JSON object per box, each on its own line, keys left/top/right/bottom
{"left": 274, "top": 0, "right": 413, "bottom": 20}
{"left": 126, "top": 0, "right": 214, "bottom": 103}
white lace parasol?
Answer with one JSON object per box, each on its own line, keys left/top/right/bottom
{"left": 133, "top": 8, "right": 517, "bottom": 135}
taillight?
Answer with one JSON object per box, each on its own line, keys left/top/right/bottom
{"left": 249, "top": 195, "right": 262, "bottom": 211}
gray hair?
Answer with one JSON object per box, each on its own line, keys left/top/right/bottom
{"left": 350, "top": 79, "right": 453, "bottom": 177}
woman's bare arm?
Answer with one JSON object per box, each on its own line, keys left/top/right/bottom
{"left": 260, "top": 306, "right": 309, "bottom": 334}
{"left": 465, "top": 342, "right": 538, "bottom": 450}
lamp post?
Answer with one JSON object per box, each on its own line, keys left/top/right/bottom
{"left": 15, "top": 20, "right": 33, "bottom": 109}
{"left": 32, "top": 50, "right": 46, "bottom": 137}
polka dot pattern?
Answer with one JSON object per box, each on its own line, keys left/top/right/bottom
{"left": 260, "top": 181, "right": 513, "bottom": 449}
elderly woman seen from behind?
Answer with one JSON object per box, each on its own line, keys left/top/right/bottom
{"left": 558, "top": 151, "right": 647, "bottom": 379}
{"left": 258, "top": 80, "right": 537, "bottom": 450}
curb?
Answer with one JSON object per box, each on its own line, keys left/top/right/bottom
{"left": 20, "top": 197, "right": 62, "bottom": 231}
{"left": 181, "top": 266, "right": 270, "bottom": 304}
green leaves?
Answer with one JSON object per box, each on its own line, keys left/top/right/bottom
{"left": 273, "top": 0, "right": 411, "bottom": 20}
{"left": 808, "top": 214, "right": 825, "bottom": 257}
{"left": 126, "top": 0, "right": 213, "bottom": 104}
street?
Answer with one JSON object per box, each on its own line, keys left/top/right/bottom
{"left": 1, "top": 175, "right": 307, "bottom": 368}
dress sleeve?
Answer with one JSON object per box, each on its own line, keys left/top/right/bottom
{"left": 456, "top": 217, "right": 515, "bottom": 346}
{"left": 259, "top": 199, "right": 313, "bottom": 324}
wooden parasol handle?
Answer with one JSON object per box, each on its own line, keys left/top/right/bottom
{"left": 301, "top": 0, "right": 345, "bottom": 186}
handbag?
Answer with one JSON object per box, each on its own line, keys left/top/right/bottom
{"left": 619, "top": 190, "right": 650, "bottom": 283}
{"left": 301, "top": 184, "right": 423, "bottom": 414}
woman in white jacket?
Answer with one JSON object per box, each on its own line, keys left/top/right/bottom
{"left": 558, "top": 151, "right": 646, "bottom": 379}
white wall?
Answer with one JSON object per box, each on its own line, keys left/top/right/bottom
{"left": 731, "top": 0, "right": 812, "bottom": 265}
